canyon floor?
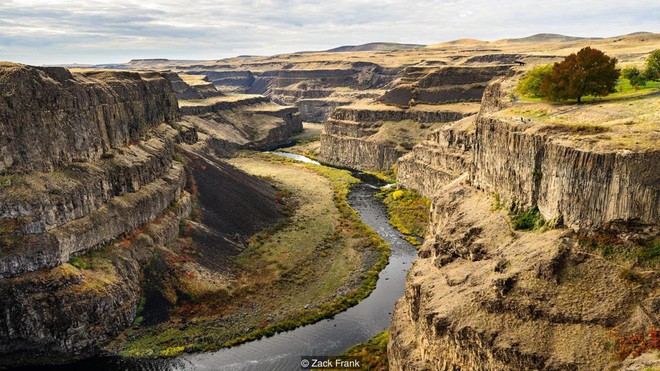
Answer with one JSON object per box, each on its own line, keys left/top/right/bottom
{"left": 109, "top": 150, "right": 386, "bottom": 357}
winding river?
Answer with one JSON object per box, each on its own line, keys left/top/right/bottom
{"left": 24, "top": 153, "right": 417, "bottom": 371}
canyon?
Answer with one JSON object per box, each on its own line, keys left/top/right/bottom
{"left": 0, "top": 32, "right": 659, "bottom": 370}
{"left": 0, "top": 63, "right": 301, "bottom": 366}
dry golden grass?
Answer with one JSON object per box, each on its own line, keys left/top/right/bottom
{"left": 122, "top": 33, "right": 659, "bottom": 73}
{"left": 500, "top": 92, "right": 660, "bottom": 151}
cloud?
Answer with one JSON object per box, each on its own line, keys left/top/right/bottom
{"left": 0, "top": 0, "right": 658, "bottom": 64}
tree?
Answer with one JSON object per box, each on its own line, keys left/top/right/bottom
{"left": 541, "top": 47, "right": 620, "bottom": 103}
{"left": 644, "top": 49, "right": 660, "bottom": 81}
{"left": 622, "top": 67, "right": 647, "bottom": 90}
{"left": 516, "top": 64, "right": 552, "bottom": 97}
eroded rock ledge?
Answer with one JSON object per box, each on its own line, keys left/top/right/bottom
{"left": 0, "top": 65, "right": 179, "bottom": 173}
{"left": 0, "top": 64, "right": 196, "bottom": 364}
{"left": 319, "top": 65, "right": 510, "bottom": 171}
{"left": 389, "top": 183, "right": 658, "bottom": 370}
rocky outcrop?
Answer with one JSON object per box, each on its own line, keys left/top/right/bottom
{"left": 397, "top": 117, "right": 475, "bottom": 198}
{"left": 397, "top": 79, "right": 660, "bottom": 230}
{"left": 179, "top": 95, "right": 303, "bottom": 154}
{"left": 0, "top": 150, "right": 187, "bottom": 278}
{"left": 380, "top": 66, "right": 512, "bottom": 107}
{"left": 162, "top": 72, "right": 223, "bottom": 100}
{"left": 186, "top": 70, "right": 256, "bottom": 92}
{"left": 390, "top": 73, "right": 660, "bottom": 369}
{"left": 330, "top": 106, "right": 466, "bottom": 124}
{"left": 320, "top": 104, "right": 478, "bottom": 171}
{"left": 0, "top": 64, "right": 198, "bottom": 364}
{"left": 0, "top": 193, "right": 191, "bottom": 366}
{"left": 0, "top": 65, "right": 179, "bottom": 173}
{"left": 0, "top": 65, "right": 191, "bottom": 277}
{"left": 320, "top": 134, "right": 403, "bottom": 171}
{"left": 318, "top": 64, "right": 510, "bottom": 172}
{"left": 179, "top": 62, "right": 399, "bottom": 123}
{"left": 179, "top": 95, "right": 270, "bottom": 115}
{"left": 472, "top": 117, "right": 660, "bottom": 230}
{"left": 389, "top": 182, "right": 658, "bottom": 370}
{"left": 296, "top": 99, "right": 352, "bottom": 123}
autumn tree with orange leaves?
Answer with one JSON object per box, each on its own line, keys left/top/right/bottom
{"left": 541, "top": 47, "right": 620, "bottom": 103}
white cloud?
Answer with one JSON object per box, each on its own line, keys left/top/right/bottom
{"left": 0, "top": 0, "right": 658, "bottom": 64}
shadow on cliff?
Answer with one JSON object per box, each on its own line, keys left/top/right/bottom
{"left": 183, "top": 151, "right": 286, "bottom": 272}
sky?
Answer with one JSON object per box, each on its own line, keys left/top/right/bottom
{"left": 0, "top": 0, "right": 658, "bottom": 65}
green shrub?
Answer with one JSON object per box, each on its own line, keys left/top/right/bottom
{"left": 637, "top": 240, "right": 660, "bottom": 266}
{"left": 69, "top": 256, "right": 90, "bottom": 270}
{"left": 516, "top": 64, "right": 552, "bottom": 97}
{"left": 622, "top": 67, "right": 648, "bottom": 90}
{"left": 510, "top": 207, "right": 545, "bottom": 231}
{"left": 491, "top": 193, "right": 504, "bottom": 211}
{"left": 382, "top": 189, "right": 430, "bottom": 238}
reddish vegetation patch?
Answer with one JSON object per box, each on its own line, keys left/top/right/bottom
{"left": 613, "top": 328, "right": 660, "bottom": 360}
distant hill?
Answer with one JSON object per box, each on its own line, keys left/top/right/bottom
{"left": 501, "top": 33, "right": 602, "bottom": 43}
{"left": 325, "top": 42, "right": 424, "bottom": 52}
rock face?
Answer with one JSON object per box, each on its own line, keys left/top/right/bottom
{"left": 319, "top": 103, "right": 480, "bottom": 171}
{"left": 162, "top": 72, "right": 224, "bottom": 100}
{"left": 472, "top": 116, "right": 660, "bottom": 230}
{"left": 178, "top": 95, "right": 303, "bottom": 155}
{"left": 398, "top": 81, "right": 660, "bottom": 231}
{"left": 389, "top": 182, "right": 658, "bottom": 370}
{"left": 0, "top": 66, "right": 188, "bottom": 278}
{"left": 177, "top": 62, "right": 399, "bottom": 122}
{"left": 318, "top": 64, "right": 511, "bottom": 172}
{"left": 0, "top": 64, "right": 196, "bottom": 364}
{"left": 0, "top": 196, "right": 190, "bottom": 365}
{"left": 0, "top": 65, "right": 299, "bottom": 366}
{"left": 397, "top": 117, "right": 475, "bottom": 198}
{"left": 390, "top": 77, "right": 660, "bottom": 369}
{"left": 380, "top": 66, "right": 512, "bottom": 106}
{"left": 0, "top": 65, "right": 179, "bottom": 173}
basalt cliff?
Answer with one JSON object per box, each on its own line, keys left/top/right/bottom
{"left": 0, "top": 63, "right": 300, "bottom": 366}
{"left": 390, "top": 76, "right": 660, "bottom": 369}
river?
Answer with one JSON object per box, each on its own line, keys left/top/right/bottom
{"left": 17, "top": 152, "right": 417, "bottom": 371}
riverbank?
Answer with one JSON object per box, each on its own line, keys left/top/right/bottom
{"left": 110, "top": 151, "right": 389, "bottom": 357}
{"left": 378, "top": 188, "right": 430, "bottom": 247}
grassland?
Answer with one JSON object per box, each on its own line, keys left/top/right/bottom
{"left": 112, "top": 152, "right": 389, "bottom": 357}
{"left": 500, "top": 79, "right": 660, "bottom": 152}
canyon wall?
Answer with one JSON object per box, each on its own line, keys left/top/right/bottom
{"left": 318, "top": 65, "right": 510, "bottom": 171}
{"left": 389, "top": 182, "right": 657, "bottom": 370}
{"left": 319, "top": 104, "right": 476, "bottom": 171}
{"left": 0, "top": 65, "right": 189, "bottom": 278}
{"left": 178, "top": 95, "right": 303, "bottom": 154}
{"left": 390, "top": 77, "right": 660, "bottom": 369}
{"left": 0, "top": 65, "right": 179, "bottom": 173}
{"left": 0, "top": 65, "right": 297, "bottom": 366}
{"left": 396, "top": 117, "right": 475, "bottom": 198}
{"left": 162, "top": 72, "right": 224, "bottom": 100}
{"left": 0, "top": 64, "right": 195, "bottom": 364}
{"left": 472, "top": 116, "right": 660, "bottom": 230}
{"left": 399, "top": 80, "right": 659, "bottom": 231}
{"left": 179, "top": 62, "right": 399, "bottom": 122}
